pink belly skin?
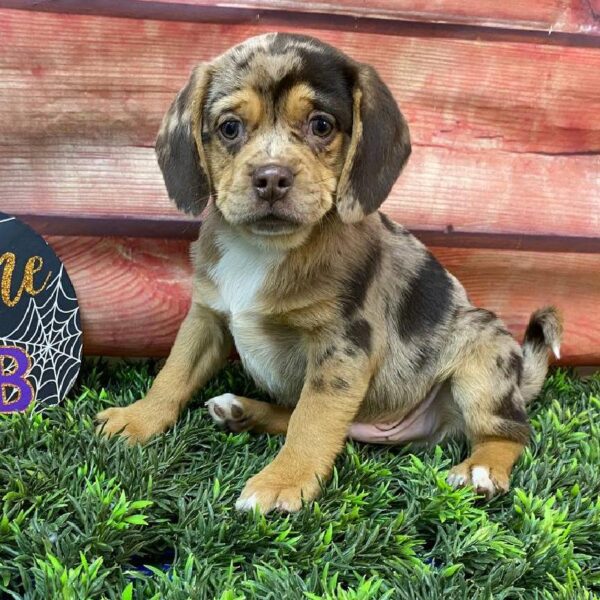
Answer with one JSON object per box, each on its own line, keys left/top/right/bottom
{"left": 349, "top": 383, "right": 443, "bottom": 445}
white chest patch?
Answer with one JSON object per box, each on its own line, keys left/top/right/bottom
{"left": 207, "top": 232, "right": 302, "bottom": 401}
{"left": 208, "top": 231, "right": 284, "bottom": 315}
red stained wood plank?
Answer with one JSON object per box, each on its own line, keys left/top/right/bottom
{"left": 135, "top": 0, "right": 600, "bottom": 35}
{"left": 431, "top": 247, "right": 600, "bottom": 366}
{"left": 49, "top": 236, "right": 193, "bottom": 357}
{"left": 48, "top": 236, "right": 600, "bottom": 364}
{"left": 2, "top": 144, "right": 598, "bottom": 243}
{"left": 0, "top": 0, "right": 597, "bottom": 38}
{"left": 17, "top": 213, "right": 600, "bottom": 253}
{"left": 2, "top": 11, "right": 599, "bottom": 154}
{"left": 0, "top": 11, "right": 598, "bottom": 243}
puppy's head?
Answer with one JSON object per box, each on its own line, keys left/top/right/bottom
{"left": 156, "top": 33, "right": 410, "bottom": 244}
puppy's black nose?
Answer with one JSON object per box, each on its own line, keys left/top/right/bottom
{"left": 252, "top": 164, "right": 294, "bottom": 204}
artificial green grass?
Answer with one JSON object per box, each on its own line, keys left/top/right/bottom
{"left": 0, "top": 361, "right": 599, "bottom": 599}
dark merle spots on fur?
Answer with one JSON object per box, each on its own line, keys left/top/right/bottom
{"left": 340, "top": 238, "right": 382, "bottom": 319}
{"left": 496, "top": 389, "right": 528, "bottom": 425}
{"left": 311, "top": 376, "right": 326, "bottom": 393}
{"left": 379, "top": 211, "right": 397, "bottom": 233}
{"left": 508, "top": 351, "right": 524, "bottom": 386}
{"left": 223, "top": 144, "right": 240, "bottom": 156}
{"left": 331, "top": 377, "right": 350, "bottom": 391}
{"left": 271, "top": 71, "right": 303, "bottom": 105}
{"left": 494, "top": 420, "right": 531, "bottom": 445}
{"left": 175, "top": 77, "right": 193, "bottom": 116}
{"left": 395, "top": 252, "right": 453, "bottom": 341}
{"left": 270, "top": 34, "right": 355, "bottom": 133}
{"left": 234, "top": 50, "right": 256, "bottom": 73}
{"left": 201, "top": 132, "right": 211, "bottom": 145}
{"left": 384, "top": 294, "right": 394, "bottom": 319}
{"left": 524, "top": 317, "right": 546, "bottom": 350}
{"left": 412, "top": 346, "right": 434, "bottom": 371}
{"left": 493, "top": 386, "right": 531, "bottom": 445}
{"left": 479, "top": 309, "right": 497, "bottom": 324}
{"left": 270, "top": 33, "right": 319, "bottom": 54}
{"left": 468, "top": 308, "right": 497, "bottom": 327}
{"left": 315, "top": 345, "right": 336, "bottom": 366}
{"left": 495, "top": 326, "right": 513, "bottom": 338}
{"left": 345, "top": 318, "right": 372, "bottom": 354}
{"left": 496, "top": 351, "right": 523, "bottom": 386}
{"left": 156, "top": 120, "right": 210, "bottom": 216}
{"left": 205, "top": 89, "right": 229, "bottom": 116}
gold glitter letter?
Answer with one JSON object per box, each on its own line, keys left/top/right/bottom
{"left": 23, "top": 256, "right": 52, "bottom": 297}
{"left": 0, "top": 253, "right": 52, "bottom": 308}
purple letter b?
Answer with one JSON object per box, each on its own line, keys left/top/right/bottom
{"left": 0, "top": 346, "right": 34, "bottom": 412}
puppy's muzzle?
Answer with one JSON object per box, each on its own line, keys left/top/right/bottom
{"left": 252, "top": 164, "right": 294, "bottom": 205}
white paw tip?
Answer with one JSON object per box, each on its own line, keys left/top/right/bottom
{"left": 235, "top": 493, "right": 258, "bottom": 512}
{"left": 471, "top": 466, "right": 494, "bottom": 494}
{"left": 552, "top": 343, "right": 561, "bottom": 360}
{"left": 206, "top": 393, "right": 237, "bottom": 424}
{"left": 447, "top": 473, "right": 467, "bottom": 488}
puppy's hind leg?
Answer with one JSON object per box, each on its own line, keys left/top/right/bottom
{"left": 447, "top": 334, "right": 530, "bottom": 498}
{"left": 207, "top": 394, "right": 292, "bottom": 435}
{"left": 447, "top": 437, "right": 525, "bottom": 498}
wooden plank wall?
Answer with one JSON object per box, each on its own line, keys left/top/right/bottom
{"left": 1, "top": 0, "right": 598, "bottom": 36}
{"left": 49, "top": 237, "right": 600, "bottom": 364}
{"left": 0, "top": 2, "right": 598, "bottom": 363}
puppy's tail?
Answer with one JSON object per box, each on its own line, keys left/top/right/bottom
{"left": 520, "top": 306, "right": 563, "bottom": 404}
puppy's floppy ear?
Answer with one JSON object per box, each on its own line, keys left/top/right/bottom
{"left": 155, "top": 64, "right": 213, "bottom": 215}
{"left": 336, "top": 65, "right": 411, "bottom": 223}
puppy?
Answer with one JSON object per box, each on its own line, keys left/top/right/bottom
{"left": 96, "top": 33, "right": 562, "bottom": 513}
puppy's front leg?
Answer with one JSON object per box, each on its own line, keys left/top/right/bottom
{"left": 96, "top": 302, "right": 231, "bottom": 444}
{"left": 237, "top": 344, "right": 371, "bottom": 513}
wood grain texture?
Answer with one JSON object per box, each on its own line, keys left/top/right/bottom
{"left": 431, "top": 247, "right": 600, "bottom": 366}
{"left": 0, "top": 0, "right": 597, "bottom": 37}
{"left": 48, "top": 236, "right": 600, "bottom": 364}
{"left": 2, "top": 10, "right": 599, "bottom": 153}
{"left": 2, "top": 143, "right": 598, "bottom": 242}
{"left": 48, "top": 236, "right": 193, "bottom": 357}
{"left": 1, "top": 10, "right": 598, "bottom": 241}
{"left": 17, "top": 213, "right": 600, "bottom": 253}
{"left": 117, "top": 0, "right": 600, "bottom": 36}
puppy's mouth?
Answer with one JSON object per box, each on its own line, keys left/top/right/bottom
{"left": 243, "top": 214, "right": 303, "bottom": 236}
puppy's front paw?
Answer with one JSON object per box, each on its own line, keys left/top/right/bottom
{"left": 236, "top": 460, "right": 322, "bottom": 514}
{"left": 95, "top": 399, "right": 175, "bottom": 444}
{"left": 447, "top": 460, "right": 510, "bottom": 499}
{"left": 207, "top": 393, "right": 251, "bottom": 432}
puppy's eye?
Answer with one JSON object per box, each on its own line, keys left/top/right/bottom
{"left": 309, "top": 115, "right": 334, "bottom": 138}
{"left": 219, "top": 119, "right": 243, "bottom": 140}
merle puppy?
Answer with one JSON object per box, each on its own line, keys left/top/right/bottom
{"left": 97, "top": 33, "right": 562, "bottom": 514}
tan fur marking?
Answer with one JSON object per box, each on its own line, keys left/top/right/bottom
{"left": 189, "top": 64, "right": 214, "bottom": 194}
{"left": 238, "top": 360, "right": 372, "bottom": 512}
{"left": 283, "top": 83, "right": 314, "bottom": 124}
{"left": 336, "top": 87, "right": 364, "bottom": 223}
{"left": 212, "top": 87, "right": 264, "bottom": 129}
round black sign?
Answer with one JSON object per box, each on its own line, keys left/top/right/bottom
{"left": 0, "top": 213, "right": 82, "bottom": 412}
